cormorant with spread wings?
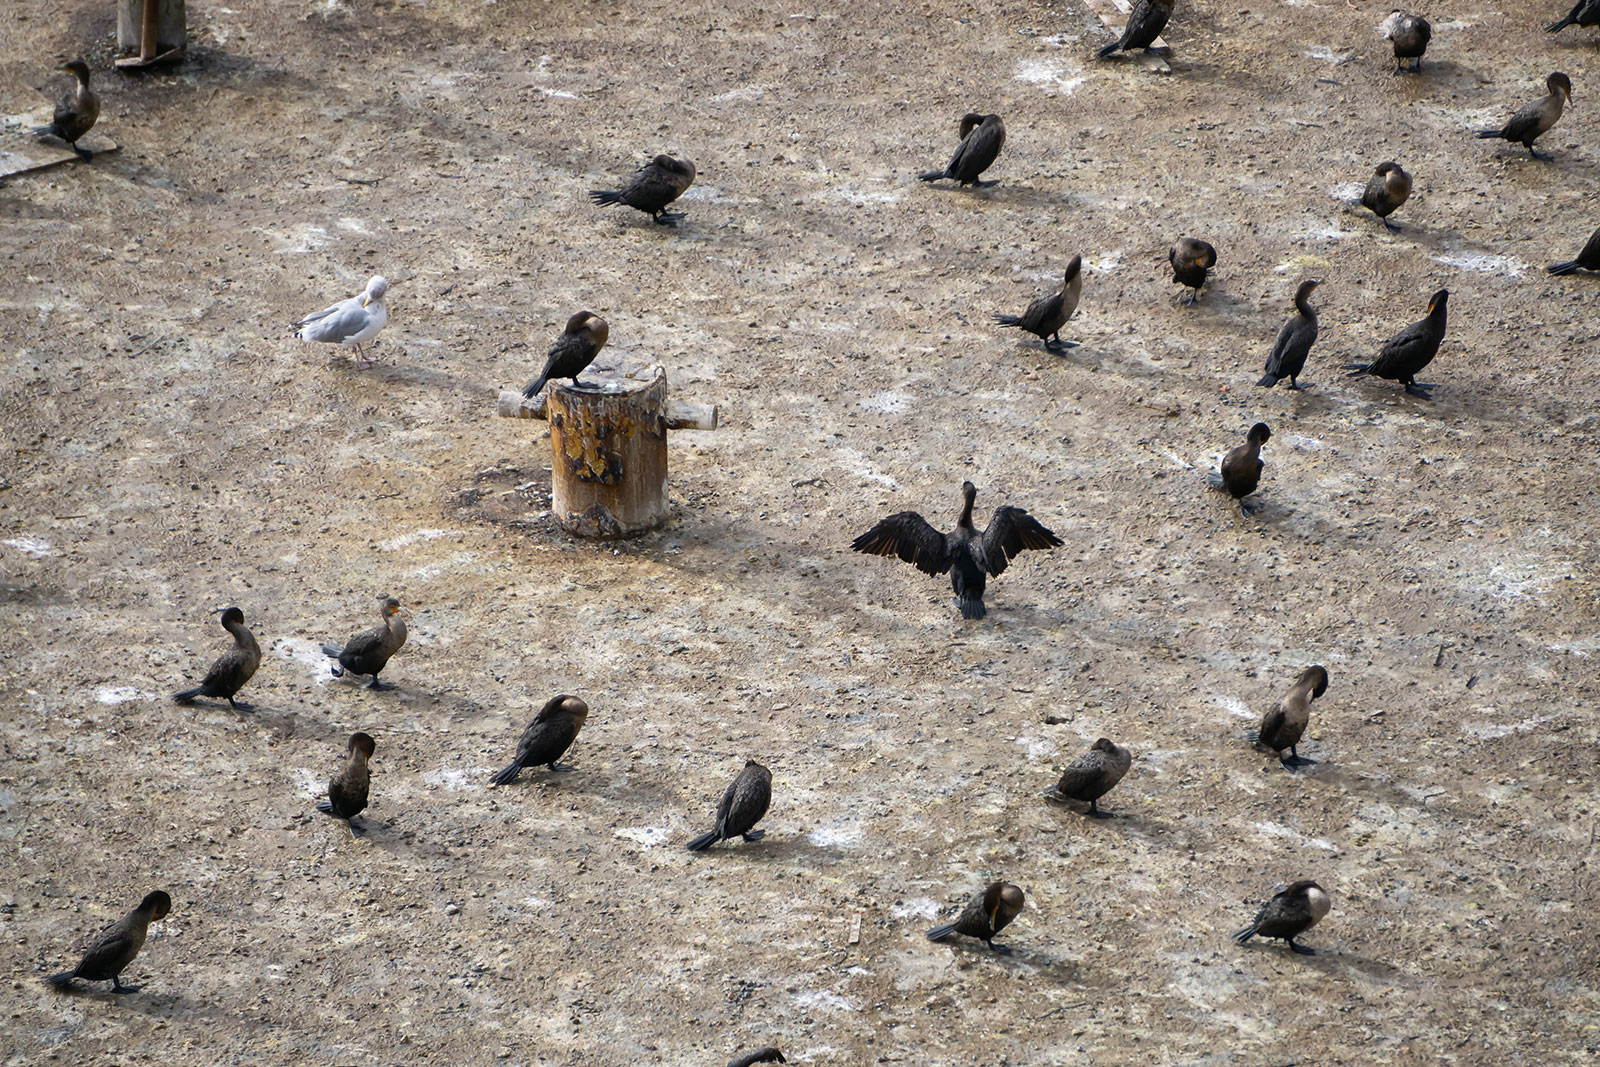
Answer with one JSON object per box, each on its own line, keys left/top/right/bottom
{"left": 851, "top": 481, "right": 1061, "bottom": 620}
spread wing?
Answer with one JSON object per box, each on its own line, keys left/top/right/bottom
{"left": 851, "top": 512, "right": 953, "bottom": 576}
{"left": 977, "top": 506, "right": 1062, "bottom": 577}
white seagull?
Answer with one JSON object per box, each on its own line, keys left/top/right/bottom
{"left": 294, "top": 275, "right": 389, "bottom": 368}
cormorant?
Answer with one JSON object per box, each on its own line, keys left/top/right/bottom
{"left": 1043, "top": 738, "right": 1132, "bottom": 817}
{"left": 1380, "top": 12, "right": 1431, "bottom": 74}
{"left": 1098, "top": 0, "right": 1175, "bottom": 57}
{"left": 1233, "top": 880, "right": 1331, "bottom": 955}
{"left": 1251, "top": 665, "right": 1329, "bottom": 767}
{"left": 589, "top": 154, "right": 696, "bottom": 226}
{"left": 851, "top": 481, "right": 1062, "bottom": 620}
{"left": 173, "top": 607, "right": 260, "bottom": 710}
{"left": 918, "top": 113, "right": 1006, "bottom": 187}
{"left": 1475, "top": 73, "right": 1572, "bottom": 161}
{"left": 1346, "top": 288, "right": 1448, "bottom": 398}
{"left": 1210, "top": 423, "right": 1271, "bottom": 515}
{"left": 994, "top": 255, "right": 1083, "bottom": 350}
{"left": 35, "top": 60, "right": 98, "bottom": 161}
{"left": 1548, "top": 225, "right": 1600, "bottom": 275}
{"left": 1360, "top": 162, "right": 1412, "bottom": 231}
{"left": 317, "top": 732, "right": 376, "bottom": 837}
{"left": 522, "top": 312, "right": 609, "bottom": 398}
{"left": 322, "top": 595, "right": 407, "bottom": 690}
{"left": 686, "top": 760, "right": 773, "bottom": 851}
{"left": 294, "top": 276, "right": 389, "bottom": 368}
{"left": 1170, "top": 238, "right": 1216, "bottom": 306}
{"left": 45, "top": 891, "right": 171, "bottom": 993}
{"left": 926, "top": 881, "right": 1025, "bottom": 953}
{"left": 1547, "top": 0, "right": 1600, "bottom": 35}
{"left": 1257, "top": 280, "right": 1321, "bottom": 390}
{"left": 489, "top": 695, "right": 590, "bottom": 785}
{"left": 728, "top": 1050, "right": 786, "bottom": 1067}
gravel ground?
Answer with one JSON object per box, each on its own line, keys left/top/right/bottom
{"left": 2, "top": 0, "right": 1597, "bottom": 1064}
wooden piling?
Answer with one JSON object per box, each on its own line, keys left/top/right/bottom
{"left": 496, "top": 363, "right": 717, "bottom": 539}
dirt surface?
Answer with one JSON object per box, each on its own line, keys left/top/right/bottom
{"left": 3, "top": 0, "right": 1598, "bottom": 1063}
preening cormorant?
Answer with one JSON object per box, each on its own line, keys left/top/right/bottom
{"left": 686, "top": 760, "right": 772, "bottom": 851}
{"left": 1251, "top": 665, "right": 1329, "bottom": 767}
{"left": 926, "top": 881, "right": 1026, "bottom": 953}
{"left": 1475, "top": 73, "right": 1572, "bottom": 161}
{"left": 1346, "top": 288, "right": 1448, "bottom": 399}
{"left": 294, "top": 276, "right": 389, "bottom": 369}
{"left": 1547, "top": 0, "right": 1600, "bottom": 35}
{"left": 589, "top": 154, "right": 696, "bottom": 226}
{"left": 851, "top": 481, "right": 1062, "bottom": 620}
{"left": 45, "top": 891, "right": 171, "bottom": 993}
{"left": 1043, "top": 738, "right": 1132, "bottom": 817}
{"left": 317, "top": 732, "right": 377, "bottom": 837}
{"left": 1170, "top": 238, "right": 1216, "bottom": 306}
{"left": 523, "top": 312, "right": 609, "bottom": 398}
{"left": 918, "top": 113, "right": 1006, "bottom": 187}
{"left": 1210, "top": 423, "right": 1271, "bottom": 515}
{"left": 1098, "top": 0, "right": 1175, "bottom": 57}
{"left": 489, "top": 695, "right": 590, "bottom": 785}
{"left": 1233, "top": 880, "right": 1331, "bottom": 955}
{"left": 1258, "top": 280, "right": 1321, "bottom": 390}
{"left": 322, "top": 595, "right": 407, "bottom": 689}
{"left": 35, "top": 60, "right": 98, "bottom": 160}
{"left": 1548, "top": 225, "right": 1600, "bottom": 275}
{"left": 994, "top": 255, "right": 1083, "bottom": 350}
{"left": 173, "top": 607, "right": 261, "bottom": 710}
{"left": 1360, "top": 162, "right": 1412, "bottom": 231}
{"left": 1380, "top": 12, "right": 1431, "bottom": 75}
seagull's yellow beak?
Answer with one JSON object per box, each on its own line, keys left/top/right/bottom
{"left": 362, "top": 296, "right": 371, "bottom": 307}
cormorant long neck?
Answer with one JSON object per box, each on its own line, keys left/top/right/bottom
{"left": 956, "top": 484, "right": 977, "bottom": 531}
{"left": 1294, "top": 285, "right": 1318, "bottom": 320}
{"left": 225, "top": 616, "right": 259, "bottom": 655}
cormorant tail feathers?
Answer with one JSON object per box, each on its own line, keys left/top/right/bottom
{"left": 685, "top": 830, "right": 721, "bottom": 852}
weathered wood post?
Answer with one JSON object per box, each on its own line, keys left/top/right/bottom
{"left": 116, "top": 0, "right": 187, "bottom": 68}
{"left": 496, "top": 363, "right": 717, "bottom": 539}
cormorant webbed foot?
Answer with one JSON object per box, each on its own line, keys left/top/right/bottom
{"left": 1086, "top": 802, "right": 1116, "bottom": 819}
{"left": 742, "top": 829, "right": 766, "bottom": 843}
{"left": 1383, "top": 218, "right": 1401, "bottom": 233}
{"left": 367, "top": 678, "right": 391, "bottom": 690}
{"left": 1240, "top": 499, "right": 1261, "bottom": 517}
{"left": 74, "top": 146, "right": 93, "bottom": 162}
{"left": 988, "top": 942, "right": 1013, "bottom": 955}
{"left": 974, "top": 179, "right": 1000, "bottom": 188}
{"left": 229, "top": 699, "right": 252, "bottom": 712}
{"left": 111, "top": 979, "right": 143, "bottom": 993}
{"left": 348, "top": 819, "right": 367, "bottom": 839}
{"left": 1289, "top": 941, "right": 1317, "bottom": 956}
{"left": 1405, "top": 382, "right": 1434, "bottom": 399}
{"left": 653, "top": 211, "right": 685, "bottom": 226}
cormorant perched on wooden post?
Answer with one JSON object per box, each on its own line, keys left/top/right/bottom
{"left": 523, "top": 312, "right": 609, "bottom": 398}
